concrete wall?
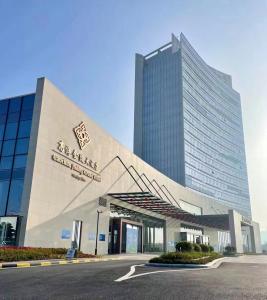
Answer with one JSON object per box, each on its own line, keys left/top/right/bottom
{"left": 229, "top": 210, "right": 244, "bottom": 253}
{"left": 19, "top": 78, "right": 260, "bottom": 254}
{"left": 251, "top": 221, "right": 262, "bottom": 253}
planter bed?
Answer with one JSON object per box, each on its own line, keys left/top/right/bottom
{"left": 149, "top": 252, "right": 222, "bottom": 265}
{"left": 0, "top": 247, "right": 95, "bottom": 262}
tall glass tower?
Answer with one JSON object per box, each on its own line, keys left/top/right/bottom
{"left": 134, "top": 33, "right": 251, "bottom": 217}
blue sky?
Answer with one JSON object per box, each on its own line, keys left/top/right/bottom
{"left": 0, "top": 0, "right": 267, "bottom": 232}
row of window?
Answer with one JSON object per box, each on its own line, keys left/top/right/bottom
{"left": 0, "top": 120, "right": 31, "bottom": 141}
{"left": 180, "top": 35, "right": 240, "bottom": 108}
{"left": 0, "top": 94, "right": 34, "bottom": 217}
{"left": 0, "top": 95, "right": 34, "bottom": 115}
{"left": 0, "top": 138, "right": 29, "bottom": 156}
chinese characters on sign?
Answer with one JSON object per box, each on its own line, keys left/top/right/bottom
{"left": 51, "top": 140, "right": 101, "bottom": 182}
{"left": 57, "top": 140, "right": 98, "bottom": 171}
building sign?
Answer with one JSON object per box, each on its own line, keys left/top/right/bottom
{"left": 73, "top": 121, "right": 91, "bottom": 150}
{"left": 65, "top": 248, "right": 76, "bottom": 259}
{"left": 51, "top": 121, "right": 101, "bottom": 182}
{"left": 99, "top": 234, "right": 105, "bottom": 241}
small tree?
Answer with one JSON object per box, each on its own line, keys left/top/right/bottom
{"left": 208, "top": 245, "right": 214, "bottom": 252}
{"left": 224, "top": 245, "right": 236, "bottom": 253}
{"left": 199, "top": 244, "right": 210, "bottom": 252}
{"left": 175, "top": 241, "right": 193, "bottom": 252}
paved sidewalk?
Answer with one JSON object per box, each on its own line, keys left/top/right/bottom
{"left": 224, "top": 254, "right": 267, "bottom": 264}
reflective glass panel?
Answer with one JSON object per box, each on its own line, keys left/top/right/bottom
{"left": 2, "top": 140, "right": 16, "bottom": 156}
{"left": 22, "top": 95, "right": 34, "bottom": 111}
{"left": 0, "top": 181, "right": 10, "bottom": 215}
{"left": 0, "top": 100, "right": 8, "bottom": 115}
{"left": 6, "top": 179, "right": 24, "bottom": 214}
{"left": 15, "top": 138, "right": 29, "bottom": 155}
{"left": 0, "top": 157, "right": 13, "bottom": 169}
{"left": 13, "top": 155, "right": 27, "bottom": 168}
{"left": 4, "top": 123, "right": 18, "bottom": 140}
{"left": 18, "top": 120, "right": 31, "bottom": 138}
{"left": 8, "top": 98, "right": 21, "bottom": 113}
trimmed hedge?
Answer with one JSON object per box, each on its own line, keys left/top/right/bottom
{"left": 209, "top": 245, "right": 214, "bottom": 252}
{"left": 150, "top": 251, "right": 222, "bottom": 265}
{"left": 193, "top": 243, "right": 202, "bottom": 252}
{"left": 0, "top": 247, "right": 95, "bottom": 262}
{"left": 175, "top": 241, "right": 193, "bottom": 252}
{"left": 176, "top": 241, "right": 214, "bottom": 253}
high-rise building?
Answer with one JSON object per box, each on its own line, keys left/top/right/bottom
{"left": 134, "top": 33, "right": 251, "bottom": 218}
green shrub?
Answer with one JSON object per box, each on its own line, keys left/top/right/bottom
{"left": 199, "top": 244, "right": 210, "bottom": 252}
{"left": 209, "top": 245, "right": 214, "bottom": 252}
{"left": 224, "top": 246, "right": 236, "bottom": 253}
{"left": 175, "top": 241, "right": 193, "bottom": 252}
{"left": 193, "top": 243, "right": 202, "bottom": 252}
{"left": 0, "top": 247, "right": 95, "bottom": 262}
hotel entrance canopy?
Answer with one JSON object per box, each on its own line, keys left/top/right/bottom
{"left": 108, "top": 192, "right": 229, "bottom": 230}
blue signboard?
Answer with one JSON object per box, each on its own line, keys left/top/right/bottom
{"left": 61, "top": 229, "right": 71, "bottom": 239}
{"left": 99, "top": 234, "right": 105, "bottom": 241}
{"left": 65, "top": 248, "right": 76, "bottom": 259}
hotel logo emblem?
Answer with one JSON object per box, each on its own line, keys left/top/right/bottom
{"left": 73, "top": 122, "right": 90, "bottom": 150}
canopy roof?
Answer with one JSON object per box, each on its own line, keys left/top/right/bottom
{"left": 108, "top": 192, "right": 229, "bottom": 230}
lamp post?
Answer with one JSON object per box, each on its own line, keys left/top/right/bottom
{"left": 95, "top": 209, "right": 103, "bottom": 255}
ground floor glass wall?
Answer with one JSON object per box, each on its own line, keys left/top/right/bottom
{"left": 0, "top": 216, "right": 19, "bottom": 246}
{"left": 109, "top": 205, "right": 165, "bottom": 254}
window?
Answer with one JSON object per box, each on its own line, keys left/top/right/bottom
{"left": 0, "top": 181, "right": 10, "bottom": 215}
{"left": 8, "top": 98, "right": 21, "bottom": 113}
{"left": 18, "top": 120, "right": 31, "bottom": 138}
{"left": 13, "top": 155, "right": 27, "bottom": 168}
{"left": 4, "top": 123, "right": 18, "bottom": 140}
{"left": 0, "top": 125, "right": 5, "bottom": 140}
{"left": 7, "top": 113, "right": 20, "bottom": 123}
{"left": 0, "top": 157, "right": 13, "bottom": 169}
{"left": 6, "top": 179, "right": 24, "bottom": 214}
{"left": 2, "top": 140, "right": 16, "bottom": 156}
{"left": 0, "top": 100, "right": 8, "bottom": 115}
{"left": 22, "top": 95, "right": 34, "bottom": 111}
{"left": 0, "top": 115, "right": 7, "bottom": 125}
{"left": 15, "top": 138, "right": 29, "bottom": 155}
{"left": 20, "top": 110, "right": 33, "bottom": 121}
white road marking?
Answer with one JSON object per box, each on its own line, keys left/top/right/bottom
{"left": 115, "top": 264, "right": 144, "bottom": 282}
{"left": 115, "top": 258, "right": 225, "bottom": 282}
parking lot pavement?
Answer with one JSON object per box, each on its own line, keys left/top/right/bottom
{"left": 0, "top": 255, "right": 267, "bottom": 299}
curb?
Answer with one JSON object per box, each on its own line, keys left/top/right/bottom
{"left": 145, "top": 257, "right": 225, "bottom": 269}
{"left": 0, "top": 257, "right": 121, "bottom": 269}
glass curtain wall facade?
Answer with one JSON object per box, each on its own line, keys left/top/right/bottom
{"left": 0, "top": 94, "right": 34, "bottom": 217}
{"left": 134, "top": 33, "right": 251, "bottom": 217}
